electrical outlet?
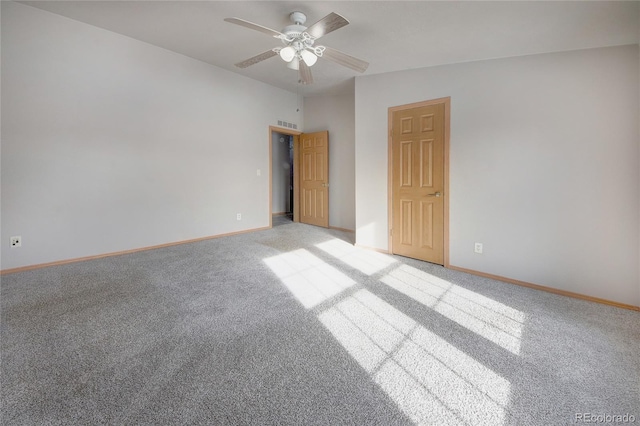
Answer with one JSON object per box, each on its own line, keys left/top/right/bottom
{"left": 474, "top": 243, "right": 483, "bottom": 254}
{"left": 236, "top": 213, "right": 241, "bottom": 221}
{"left": 256, "top": 169, "right": 261, "bottom": 176}
{"left": 10, "top": 236, "right": 21, "bottom": 248}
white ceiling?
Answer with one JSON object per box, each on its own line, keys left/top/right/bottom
{"left": 19, "top": 1, "right": 640, "bottom": 96}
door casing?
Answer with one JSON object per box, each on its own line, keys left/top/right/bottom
{"left": 387, "top": 98, "right": 451, "bottom": 267}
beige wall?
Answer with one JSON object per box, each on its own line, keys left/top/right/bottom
{"left": 1, "top": 2, "right": 301, "bottom": 269}
{"left": 355, "top": 45, "right": 640, "bottom": 305}
{"left": 304, "top": 92, "right": 356, "bottom": 231}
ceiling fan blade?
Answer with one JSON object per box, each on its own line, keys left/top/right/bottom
{"left": 305, "top": 12, "right": 349, "bottom": 39}
{"left": 224, "top": 17, "right": 283, "bottom": 38}
{"left": 234, "top": 50, "right": 278, "bottom": 69}
{"left": 299, "top": 61, "right": 314, "bottom": 85}
{"left": 321, "top": 46, "right": 369, "bottom": 73}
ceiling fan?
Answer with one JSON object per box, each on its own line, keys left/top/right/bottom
{"left": 224, "top": 11, "right": 369, "bottom": 85}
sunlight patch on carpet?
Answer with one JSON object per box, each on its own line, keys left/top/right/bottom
{"left": 263, "top": 249, "right": 355, "bottom": 308}
{"left": 318, "top": 289, "right": 511, "bottom": 425}
{"left": 380, "top": 264, "right": 525, "bottom": 355}
{"left": 315, "top": 238, "right": 397, "bottom": 276}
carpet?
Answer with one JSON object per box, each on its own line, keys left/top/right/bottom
{"left": 2, "top": 216, "right": 638, "bottom": 425}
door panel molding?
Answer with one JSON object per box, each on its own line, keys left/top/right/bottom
{"left": 388, "top": 98, "right": 450, "bottom": 266}
{"left": 299, "top": 131, "right": 329, "bottom": 228}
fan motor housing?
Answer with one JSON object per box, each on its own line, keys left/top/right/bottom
{"left": 282, "top": 24, "right": 307, "bottom": 37}
{"left": 289, "top": 11, "right": 307, "bottom": 25}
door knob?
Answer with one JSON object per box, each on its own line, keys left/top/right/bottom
{"left": 427, "top": 192, "right": 441, "bottom": 197}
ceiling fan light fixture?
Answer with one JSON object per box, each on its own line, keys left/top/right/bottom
{"left": 300, "top": 50, "right": 318, "bottom": 67}
{"left": 279, "top": 46, "right": 296, "bottom": 62}
{"left": 225, "top": 11, "right": 369, "bottom": 84}
{"left": 287, "top": 56, "right": 300, "bottom": 70}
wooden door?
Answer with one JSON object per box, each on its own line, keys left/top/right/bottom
{"left": 300, "top": 131, "right": 329, "bottom": 228}
{"left": 391, "top": 102, "right": 445, "bottom": 264}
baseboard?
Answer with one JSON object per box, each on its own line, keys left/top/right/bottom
{"left": 448, "top": 264, "right": 640, "bottom": 312}
{"left": 272, "top": 212, "right": 288, "bottom": 216}
{"left": 0, "top": 226, "right": 270, "bottom": 275}
{"left": 353, "top": 243, "right": 639, "bottom": 311}
{"left": 330, "top": 226, "right": 355, "bottom": 233}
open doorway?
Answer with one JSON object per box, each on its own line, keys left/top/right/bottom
{"left": 272, "top": 130, "right": 294, "bottom": 225}
{"left": 268, "top": 126, "right": 330, "bottom": 229}
{"left": 269, "top": 126, "right": 301, "bottom": 228}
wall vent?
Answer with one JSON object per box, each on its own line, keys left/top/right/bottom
{"left": 277, "top": 120, "right": 297, "bottom": 130}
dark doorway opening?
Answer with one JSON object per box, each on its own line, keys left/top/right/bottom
{"left": 272, "top": 131, "right": 294, "bottom": 225}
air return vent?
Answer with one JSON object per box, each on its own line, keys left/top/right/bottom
{"left": 277, "top": 120, "right": 297, "bottom": 130}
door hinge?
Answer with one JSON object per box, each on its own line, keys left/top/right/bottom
{"left": 390, "top": 228, "right": 393, "bottom": 236}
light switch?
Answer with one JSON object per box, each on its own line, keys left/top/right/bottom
{"left": 257, "top": 169, "right": 261, "bottom": 176}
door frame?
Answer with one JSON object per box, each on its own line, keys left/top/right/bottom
{"left": 269, "top": 126, "right": 302, "bottom": 228}
{"left": 387, "top": 97, "right": 451, "bottom": 267}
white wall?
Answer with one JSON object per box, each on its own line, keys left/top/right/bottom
{"left": 271, "top": 132, "right": 290, "bottom": 214}
{"left": 1, "top": 2, "right": 301, "bottom": 270}
{"left": 304, "top": 92, "right": 356, "bottom": 231}
{"left": 355, "top": 45, "right": 640, "bottom": 306}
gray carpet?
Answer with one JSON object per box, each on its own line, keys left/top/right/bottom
{"left": 2, "top": 216, "right": 639, "bottom": 425}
